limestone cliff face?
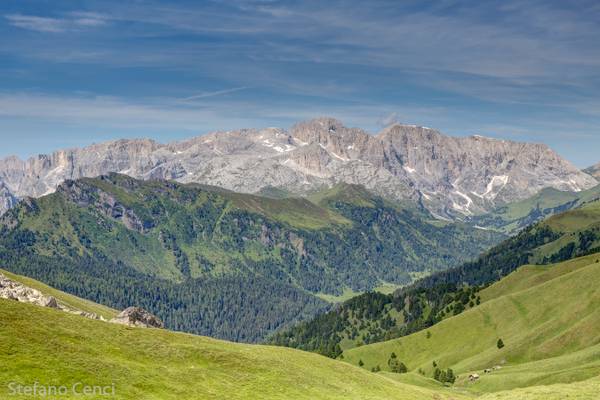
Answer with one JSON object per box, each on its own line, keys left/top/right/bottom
{"left": 0, "top": 118, "right": 596, "bottom": 219}
{"left": 0, "top": 181, "right": 17, "bottom": 214}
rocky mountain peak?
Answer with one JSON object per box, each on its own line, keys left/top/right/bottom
{"left": 0, "top": 117, "right": 596, "bottom": 219}
{"left": 290, "top": 118, "right": 370, "bottom": 158}
{"left": 378, "top": 123, "right": 439, "bottom": 136}
{"left": 291, "top": 117, "right": 346, "bottom": 137}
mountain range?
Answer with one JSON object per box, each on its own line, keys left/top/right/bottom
{"left": 0, "top": 118, "right": 596, "bottom": 220}
{"left": 0, "top": 173, "right": 501, "bottom": 342}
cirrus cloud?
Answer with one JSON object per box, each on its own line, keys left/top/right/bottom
{"left": 5, "top": 11, "right": 108, "bottom": 33}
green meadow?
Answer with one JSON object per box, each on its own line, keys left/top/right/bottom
{"left": 0, "top": 296, "right": 459, "bottom": 400}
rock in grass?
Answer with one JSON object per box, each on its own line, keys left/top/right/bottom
{"left": 110, "top": 306, "right": 164, "bottom": 329}
{"left": 41, "top": 295, "right": 58, "bottom": 308}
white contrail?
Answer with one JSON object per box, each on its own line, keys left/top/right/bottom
{"left": 181, "top": 87, "right": 249, "bottom": 101}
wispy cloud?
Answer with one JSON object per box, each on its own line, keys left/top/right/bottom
{"left": 0, "top": 91, "right": 437, "bottom": 133}
{"left": 69, "top": 11, "right": 109, "bottom": 27}
{"left": 0, "top": 93, "right": 210, "bottom": 129}
{"left": 377, "top": 112, "right": 400, "bottom": 128}
{"left": 5, "top": 14, "right": 66, "bottom": 33}
{"left": 5, "top": 12, "right": 108, "bottom": 33}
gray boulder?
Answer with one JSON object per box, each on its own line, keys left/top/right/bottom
{"left": 41, "top": 296, "right": 59, "bottom": 308}
{"left": 110, "top": 306, "right": 164, "bottom": 328}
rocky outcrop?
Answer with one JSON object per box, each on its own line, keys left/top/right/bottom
{"left": 0, "top": 181, "right": 17, "bottom": 214}
{"left": 0, "top": 272, "right": 105, "bottom": 320}
{"left": 0, "top": 118, "right": 596, "bottom": 219}
{"left": 0, "top": 272, "right": 60, "bottom": 308}
{"left": 110, "top": 306, "right": 164, "bottom": 328}
{"left": 0, "top": 272, "right": 168, "bottom": 328}
{"left": 56, "top": 178, "right": 153, "bottom": 232}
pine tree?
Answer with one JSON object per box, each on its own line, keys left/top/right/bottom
{"left": 388, "top": 358, "right": 408, "bottom": 373}
{"left": 438, "top": 370, "right": 447, "bottom": 383}
{"left": 497, "top": 338, "right": 505, "bottom": 349}
{"left": 398, "top": 362, "right": 407, "bottom": 373}
{"left": 446, "top": 368, "right": 456, "bottom": 384}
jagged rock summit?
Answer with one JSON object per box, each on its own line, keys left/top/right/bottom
{"left": 0, "top": 117, "right": 595, "bottom": 219}
{"left": 110, "top": 306, "right": 164, "bottom": 329}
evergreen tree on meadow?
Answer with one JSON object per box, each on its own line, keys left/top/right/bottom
{"left": 445, "top": 368, "right": 456, "bottom": 384}
{"left": 438, "top": 370, "right": 447, "bottom": 383}
{"left": 388, "top": 357, "right": 408, "bottom": 373}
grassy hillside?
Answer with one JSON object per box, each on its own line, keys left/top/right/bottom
{"left": 0, "top": 174, "right": 501, "bottom": 342}
{"left": 0, "top": 298, "right": 465, "bottom": 400}
{"left": 478, "top": 378, "right": 600, "bottom": 400}
{"left": 308, "top": 182, "right": 383, "bottom": 208}
{"left": 342, "top": 253, "right": 600, "bottom": 395}
{"left": 470, "top": 184, "right": 600, "bottom": 234}
{"left": 1, "top": 265, "right": 596, "bottom": 399}
{"left": 271, "top": 199, "right": 600, "bottom": 356}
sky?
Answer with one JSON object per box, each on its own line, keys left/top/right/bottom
{"left": 0, "top": 0, "right": 599, "bottom": 167}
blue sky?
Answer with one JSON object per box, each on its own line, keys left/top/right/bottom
{"left": 1, "top": 0, "right": 599, "bottom": 167}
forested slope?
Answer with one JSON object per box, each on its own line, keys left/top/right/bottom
{"left": 0, "top": 174, "right": 500, "bottom": 342}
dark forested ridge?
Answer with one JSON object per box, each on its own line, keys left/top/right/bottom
{"left": 0, "top": 174, "right": 501, "bottom": 342}
{"left": 270, "top": 199, "right": 600, "bottom": 355}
